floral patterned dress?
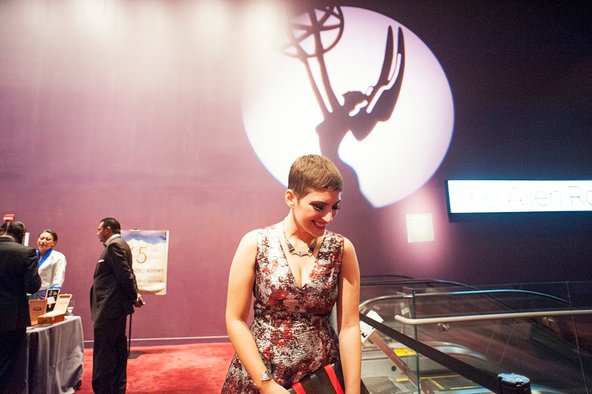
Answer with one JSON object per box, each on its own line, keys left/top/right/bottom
{"left": 221, "top": 223, "right": 344, "bottom": 393}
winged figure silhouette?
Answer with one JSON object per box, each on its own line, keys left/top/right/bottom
{"left": 313, "top": 25, "right": 405, "bottom": 163}
{"left": 341, "top": 26, "right": 405, "bottom": 141}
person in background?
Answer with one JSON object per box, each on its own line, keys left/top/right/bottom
{"left": 90, "top": 217, "right": 144, "bottom": 394}
{"left": 0, "top": 221, "right": 41, "bottom": 392}
{"left": 222, "top": 154, "right": 363, "bottom": 393}
{"left": 36, "top": 229, "right": 67, "bottom": 290}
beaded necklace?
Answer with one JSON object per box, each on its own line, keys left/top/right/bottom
{"left": 283, "top": 230, "right": 316, "bottom": 257}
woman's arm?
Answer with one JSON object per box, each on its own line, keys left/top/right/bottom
{"left": 51, "top": 251, "right": 67, "bottom": 288}
{"left": 337, "top": 237, "right": 362, "bottom": 394}
{"left": 225, "top": 230, "right": 288, "bottom": 393}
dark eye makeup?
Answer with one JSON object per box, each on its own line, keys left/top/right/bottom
{"left": 311, "top": 202, "right": 341, "bottom": 211}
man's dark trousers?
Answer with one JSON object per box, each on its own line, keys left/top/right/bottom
{"left": 92, "top": 316, "right": 128, "bottom": 394}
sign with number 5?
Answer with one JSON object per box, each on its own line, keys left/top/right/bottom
{"left": 122, "top": 230, "right": 169, "bottom": 295}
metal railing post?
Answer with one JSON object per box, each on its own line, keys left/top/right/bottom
{"left": 498, "top": 373, "right": 531, "bottom": 394}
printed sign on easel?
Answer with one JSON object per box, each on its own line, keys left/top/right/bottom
{"left": 121, "top": 230, "right": 169, "bottom": 295}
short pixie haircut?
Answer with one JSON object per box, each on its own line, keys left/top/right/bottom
{"left": 288, "top": 154, "right": 343, "bottom": 198}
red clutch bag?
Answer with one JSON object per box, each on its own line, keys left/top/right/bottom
{"left": 287, "top": 363, "right": 369, "bottom": 394}
{"left": 288, "top": 363, "right": 345, "bottom": 394}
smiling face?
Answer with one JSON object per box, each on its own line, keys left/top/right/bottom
{"left": 287, "top": 187, "right": 342, "bottom": 239}
{"left": 37, "top": 231, "right": 56, "bottom": 255}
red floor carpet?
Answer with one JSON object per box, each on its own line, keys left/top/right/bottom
{"left": 78, "top": 343, "right": 235, "bottom": 393}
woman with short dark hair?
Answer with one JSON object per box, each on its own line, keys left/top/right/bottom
{"left": 223, "top": 154, "right": 363, "bottom": 393}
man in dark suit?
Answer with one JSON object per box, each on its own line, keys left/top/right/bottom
{"left": 0, "top": 220, "right": 41, "bottom": 392}
{"left": 91, "top": 217, "right": 144, "bottom": 394}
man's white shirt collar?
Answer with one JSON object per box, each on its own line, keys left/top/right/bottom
{"left": 105, "top": 233, "right": 121, "bottom": 246}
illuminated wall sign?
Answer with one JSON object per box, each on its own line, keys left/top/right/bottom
{"left": 446, "top": 180, "right": 592, "bottom": 213}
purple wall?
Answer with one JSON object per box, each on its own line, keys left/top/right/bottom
{"left": 1, "top": 0, "right": 591, "bottom": 343}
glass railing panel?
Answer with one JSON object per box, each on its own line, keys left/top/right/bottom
{"left": 360, "top": 276, "right": 471, "bottom": 305}
{"left": 360, "top": 295, "right": 494, "bottom": 393}
{"left": 362, "top": 328, "right": 423, "bottom": 394}
{"left": 411, "top": 315, "right": 590, "bottom": 393}
{"left": 567, "top": 282, "right": 592, "bottom": 308}
{"left": 361, "top": 278, "right": 592, "bottom": 310}
{"left": 409, "top": 290, "right": 570, "bottom": 320}
{"left": 360, "top": 279, "right": 592, "bottom": 393}
{"left": 362, "top": 325, "right": 492, "bottom": 393}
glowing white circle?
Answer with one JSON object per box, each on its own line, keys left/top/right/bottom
{"left": 241, "top": 7, "right": 454, "bottom": 207}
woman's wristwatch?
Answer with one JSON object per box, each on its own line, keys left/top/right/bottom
{"left": 260, "top": 369, "right": 272, "bottom": 382}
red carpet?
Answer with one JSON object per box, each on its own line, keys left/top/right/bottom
{"left": 79, "top": 343, "right": 235, "bottom": 393}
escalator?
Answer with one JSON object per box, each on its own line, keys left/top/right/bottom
{"left": 358, "top": 277, "right": 592, "bottom": 393}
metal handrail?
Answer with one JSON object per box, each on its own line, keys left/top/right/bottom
{"left": 411, "top": 288, "right": 569, "bottom": 304}
{"left": 361, "top": 276, "right": 470, "bottom": 289}
{"left": 359, "top": 294, "right": 406, "bottom": 309}
{"left": 394, "top": 309, "right": 592, "bottom": 325}
{"left": 359, "top": 286, "right": 571, "bottom": 311}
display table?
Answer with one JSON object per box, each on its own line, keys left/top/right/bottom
{"left": 7, "top": 316, "right": 84, "bottom": 394}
